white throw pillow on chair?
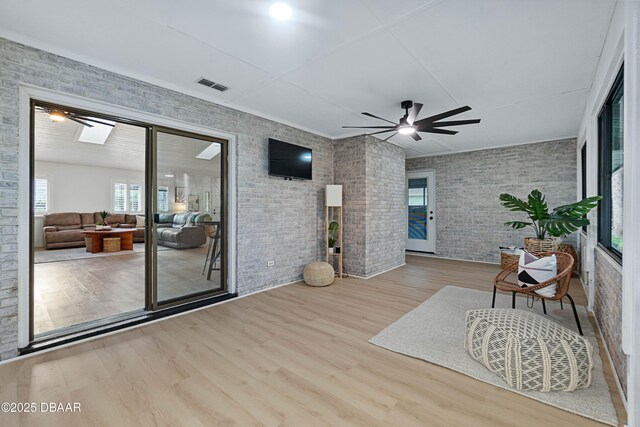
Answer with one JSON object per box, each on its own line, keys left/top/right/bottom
{"left": 518, "top": 251, "right": 557, "bottom": 298}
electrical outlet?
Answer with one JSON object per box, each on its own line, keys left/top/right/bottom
{"left": 267, "top": 261, "right": 275, "bottom": 267}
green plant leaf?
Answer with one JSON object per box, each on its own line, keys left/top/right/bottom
{"left": 527, "top": 190, "right": 549, "bottom": 221}
{"left": 540, "top": 217, "right": 590, "bottom": 237}
{"left": 503, "top": 221, "right": 532, "bottom": 230}
{"left": 552, "top": 196, "right": 602, "bottom": 218}
{"left": 499, "top": 193, "right": 532, "bottom": 213}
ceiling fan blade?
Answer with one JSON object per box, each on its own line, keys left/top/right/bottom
{"left": 422, "top": 128, "right": 458, "bottom": 135}
{"left": 362, "top": 112, "right": 398, "bottom": 125}
{"left": 414, "top": 106, "right": 472, "bottom": 126}
{"left": 368, "top": 129, "right": 397, "bottom": 136}
{"left": 67, "top": 116, "right": 94, "bottom": 128}
{"left": 73, "top": 116, "right": 116, "bottom": 127}
{"left": 428, "top": 119, "right": 481, "bottom": 127}
{"left": 406, "top": 103, "right": 423, "bottom": 125}
{"left": 410, "top": 132, "right": 422, "bottom": 141}
{"left": 342, "top": 126, "right": 397, "bottom": 129}
{"left": 383, "top": 132, "right": 398, "bottom": 141}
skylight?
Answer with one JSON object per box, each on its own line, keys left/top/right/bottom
{"left": 77, "top": 120, "right": 115, "bottom": 145}
{"left": 195, "top": 143, "right": 221, "bottom": 160}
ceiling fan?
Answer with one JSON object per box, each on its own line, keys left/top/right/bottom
{"left": 342, "top": 100, "right": 480, "bottom": 141}
{"left": 35, "top": 106, "right": 115, "bottom": 128}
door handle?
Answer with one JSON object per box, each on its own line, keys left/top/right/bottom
{"left": 429, "top": 216, "right": 434, "bottom": 220}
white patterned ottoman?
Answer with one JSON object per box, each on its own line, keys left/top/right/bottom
{"left": 464, "top": 308, "right": 593, "bottom": 392}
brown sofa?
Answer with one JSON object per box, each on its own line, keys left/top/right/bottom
{"left": 42, "top": 212, "right": 144, "bottom": 249}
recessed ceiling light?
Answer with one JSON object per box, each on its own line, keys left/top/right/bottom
{"left": 270, "top": 2, "right": 292, "bottom": 20}
{"left": 164, "top": 174, "right": 174, "bottom": 178}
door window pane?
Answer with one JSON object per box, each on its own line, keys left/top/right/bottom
{"left": 408, "top": 178, "right": 428, "bottom": 240}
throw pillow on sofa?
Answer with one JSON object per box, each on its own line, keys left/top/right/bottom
{"left": 518, "top": 251, "right": 557, "bottom": 298}
{"left": 136, "top": 215, "right": 145, "bottom": 228}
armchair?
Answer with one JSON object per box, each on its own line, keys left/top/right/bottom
{"left": 491, "top": 251, "right": 581, "bottom": 335}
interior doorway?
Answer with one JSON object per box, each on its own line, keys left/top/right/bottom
{"left": 406, "top": 170, "right": 436, "bottom": 253}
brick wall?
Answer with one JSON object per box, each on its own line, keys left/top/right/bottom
{"left": 333, "top": 136, "right": 367, "bottom": 276}
{"left": 333, "top": 135, "right": 406, "bottom": 277}
{"left": 0, "top": 37, "right": 333, "bottom": 359}
{"left": 365, "top": 136, "right": 406, "bottom": 276}
{"left": 594, "top": 250, "right": 627, "bottom": 396}
{"left": 406, "top": 139, "right": 577, "bottom": 263}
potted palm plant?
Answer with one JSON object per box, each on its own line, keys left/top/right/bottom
{"left": 96, "top": 210, "right": 111, "bottom": 230}
{"left": 499, "top": 190, "right": 601, "bottom": 252}
{"left": 328, "top": 221, "right": 339, "bottom": 254}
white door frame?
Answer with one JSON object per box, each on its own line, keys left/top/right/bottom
{"left": 17, "top": 85, "right": 238, "bottom": 348}
{"left": 406, "top": 170, "right": 436, "bottom": 253}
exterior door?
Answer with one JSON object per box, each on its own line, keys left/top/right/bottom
{"left": 406, "top": 170, "right": 436, "bottom": 253}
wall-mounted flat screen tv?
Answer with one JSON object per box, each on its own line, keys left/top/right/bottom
{"left": 268, "top": 138, "right": 312, "bottom": 180}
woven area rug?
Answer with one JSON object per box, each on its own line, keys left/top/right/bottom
{"left": 369, "top": 286, "right": 618, "bottom": 426}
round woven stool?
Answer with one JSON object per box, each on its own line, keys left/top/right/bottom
{"left": 303, "top": 262, "right": 334, "bottom": 287}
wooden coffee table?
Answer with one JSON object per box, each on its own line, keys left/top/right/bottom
{"left": 83, "top": 228, "right": 136, "bottom": 254}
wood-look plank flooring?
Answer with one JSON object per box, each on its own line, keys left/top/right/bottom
{"left": 33, "top": 244, "right": 221, "bottom": 335}
{"left": 1, "top": 255, "right": 626, "bottom": 426}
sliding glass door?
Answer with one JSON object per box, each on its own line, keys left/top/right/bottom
{"left": 29, "top": 101, "right": 229, "bottom": 346}
{"left": 151, "top": 128, "right": 227, "bottom": 308}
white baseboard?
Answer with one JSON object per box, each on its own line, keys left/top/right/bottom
{"left": 406, "top": 252, "right": 500, "bottom": 266}
{"left": 593, "top": 313, "right": 628, "bottom": 412}
{"left": 348, "top": 263, "right": 406, "bottom": 280}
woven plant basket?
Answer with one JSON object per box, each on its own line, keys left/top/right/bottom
{"left": 85, "top": 237, "right": 92, "bottom": 253}
{"left": 500, "top": 252, "right": 520, "bottom": 270}
{"left": 103, "top": 237, "right": 121, "bottom": 253}
{"left": 558, "top": 243, "right": 579, "bottom": 273}
{"left": 524, "top": 237, "right": 560, "bottom": 253}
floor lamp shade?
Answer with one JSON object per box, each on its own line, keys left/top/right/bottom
{"left": 326, "top": 185, "right": 342, "bottom": 207}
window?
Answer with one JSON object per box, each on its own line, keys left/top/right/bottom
{"left": 113, "top": 183, "right": 127, "bottom": 212}
{"left": 33, "top": 178, "right": 48, "bottom": 214}
{"left": 113, "top": 182, "right": 143, "bottom": 213}
{"left": 158, "top": 186, "right": 169, "bottom": 212}
{"left": 581, "top": 143, "right": 587, "bottom": 233}
{"left": 598, "top": 67, "right": 623, "bottom": 260}
{"left": 129, "top": 184, "right": 142, "bottom": 213}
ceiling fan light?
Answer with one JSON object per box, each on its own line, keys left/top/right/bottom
{"left": 49, "top": 111, "right": 66, "bottom": 122}
{"left": 398, "top": 125, "right": 416, "bottom": 135}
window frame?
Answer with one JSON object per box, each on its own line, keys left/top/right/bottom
{"left": 580, "top": 143, "right": 587, "bottom": 233}
{"left": 111, "top": 181, "right": 144, "bottom": 213}
{"left": 157, "top": 186, "right": 169, "bottom": 213}
{"left": 597, "top": 66, "right": 624, "bottom": 263}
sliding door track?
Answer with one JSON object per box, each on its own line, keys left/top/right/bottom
{"left": 20, "top": 292, "right": 236, "bottom": 356}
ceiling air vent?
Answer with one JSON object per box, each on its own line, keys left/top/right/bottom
{"left": 196, "top": 77, "right": 229, "bottom": 92}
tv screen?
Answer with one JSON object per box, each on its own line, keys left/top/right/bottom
{"left": 268, "top": 138, "right": 312, "bottom": 180}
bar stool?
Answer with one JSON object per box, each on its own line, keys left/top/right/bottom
{"left": 202, "top": 221, "right": 221, "bottom": 280}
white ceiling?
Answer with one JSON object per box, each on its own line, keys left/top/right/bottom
{"left": 34, "top": 113, "right": 221, "bottom": 175}
{"left": 0, "top": 0, "right": 617, "bottom": 157}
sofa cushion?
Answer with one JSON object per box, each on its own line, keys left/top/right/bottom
{"left": 136, "top": 215, "right": 145, "bottom": 227}
{"left": 172, "top": 213, "right": 192, "bottom": 229}
{"left": 124, "top": 214, "right": 138, "bottom": 226}
{"left": 80, "top": 213, "right": 95, "bottom": 225}
{"left": 46, "top": 229, "right": 85, "bottom": 243}
{"left": 43, "top": 212, "right": 81, "bottom": 227}
{"left": 158, "top": 213, "right": 176, "bottom": 225}
{"left": 103, "top": 213, "right": 126, "bottom": 226}
{"left": 56, "top": 224, "right": 82, "bottom": 231}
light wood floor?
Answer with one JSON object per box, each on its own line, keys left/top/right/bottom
{"left": 34, "top": 243, "right": 221, "bottom": 335}
{"left": 1, "top": 255, "right": 626, "bottom": 426}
